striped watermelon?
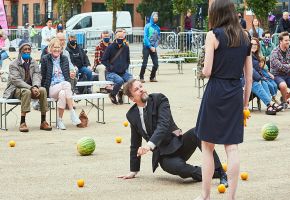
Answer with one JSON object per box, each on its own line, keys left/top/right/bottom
{"left": 77, "top": 137, "right": 96, "bottom": 156}
{"left": 262, "top": 123, "right": 279, "bottom": 141}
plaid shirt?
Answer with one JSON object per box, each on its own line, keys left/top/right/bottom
{"left": 270, "top": 46, "right": 290, "bottom": 76}
{"left": 94, "top": 41, "right": 111, "bottom": 68}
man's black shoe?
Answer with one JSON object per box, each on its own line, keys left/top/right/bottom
{"left": 220, "top": 171, "right": 228, "bottom": 188}
{"left": 117, "top": 91, "right": 124, "bottom": 104}
{"left": 109, "top": 93, "right": 118, "bottom": 105}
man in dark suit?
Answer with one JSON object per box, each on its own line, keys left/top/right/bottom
{"left": 118, "top": 79, "right": 228, "bottom": 186}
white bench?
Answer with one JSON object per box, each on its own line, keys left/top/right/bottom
{"left": 0, "top": 98, "right": 57, "bottom": 131}
{"left": 129, "top": 57, "right": 185, "bottom": 75}
{"left": 75, "top": 81, "right": 114, "bottom": 87}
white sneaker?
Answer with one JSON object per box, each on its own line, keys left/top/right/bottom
{"left": 70, "top": 110, "right": 81, "bottom": 125}
{"left": 57, "top": 118, "right": 66, "bottom": 130}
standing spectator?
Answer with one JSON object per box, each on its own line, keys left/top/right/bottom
{"left": 260, "top": 31, "right": 275, "bottom": 68}
{"left": 270, "top": 31, "right": 290, "bottom": 109}
{"left": 249, "top": 18, "right": 264, "bottom": 39}
{"left": 101, "top": 29, "right": 132, "bottom": 104}
{"left": 139, "top": 12, "right": 160, "bottom": 83}
{"left": 3, "top": 42, "right": 52, "bottom": 132}
{"left": 41, "top": 38, "right": 81, "bottom": 130}
{"left": 41, "top": 18, "right": 56, "bottom": 51}
{"left": 94, "top": 30, "right": 112, "bottom": 93}
{"left": 66, "top": 34, "right": 92, "bottom": 82}
{"left": 277, "top": 11, "right": 290, "bottom": 33}
{"left": 29, "top": 24, "right": 38, "bottom": 48}
{"left": 0, "top": 30, "right": 10, "bottom": 72}
{"left": 194, "top": 0, "right": 252, "bottom": 199}
{"left": 268, "top": 13, "right": 276, "bottom": 34}
{"left": 184, "top": 9, "right": 193, "bottom": 51}
{"left": 238, "top": 12, "right": 247, "bottom": 29}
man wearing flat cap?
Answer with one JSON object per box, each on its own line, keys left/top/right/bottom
{"left": 3, "top": 42, "right": 52, "bottom": 132}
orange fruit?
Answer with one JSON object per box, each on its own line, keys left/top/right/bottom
{"left": 217, "top": 184, "right": 226, "bottom": 193}
{"left": 115, "top": 137, "right": 122, "bottom": 143}
{"left": 123, "top": 121, "right": 129, "bottom": 127}
{"left": 222, "top": 163, "right": 227, "bottom": 172}
{"left": 240, "top": 172, "right": 249, "bottom": 180}
{"left": 9, "top": 140, "right": 16, "bottom": 147}
{"left": 77, "top": 179, "right": 84, "bottom": 187}
{"left": 243, "top": 109, "right": 250, "bottom": 118}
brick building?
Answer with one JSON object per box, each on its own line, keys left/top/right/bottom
{"left": 3, "top": 0, "right": 143, "bottom": 28}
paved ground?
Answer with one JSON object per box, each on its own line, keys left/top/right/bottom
{"left": 0, "top": 61, "right": 290, "bottom": 200}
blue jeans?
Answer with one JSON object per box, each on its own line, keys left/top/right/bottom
{"left": 0, "top": 50, "right": 8, "bottom": 66}
{"left": 252, "top": 81, "right": 271, "bottom": 106}
{"left": 79, "top": 66, "right": 93, "bottom": 81}
{"left": 263, "top": 79, "right": 278, "bottom": 96}
{"left": 106, "top": 71, "right": 132, "bottom": 96}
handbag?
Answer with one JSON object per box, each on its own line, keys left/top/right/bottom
{"left": 77, "top": 109, "right": 88, "bottom": 128}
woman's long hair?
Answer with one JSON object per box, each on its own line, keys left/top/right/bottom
{"left": 251, "top": 18, "right": 260, "bottom": 38}
{"left": 251, "top": 37, "right": 261, "bottom": 60}
{"left": 209, "top": 0, "right": 249, "bottom": 47}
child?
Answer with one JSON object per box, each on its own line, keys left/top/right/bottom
{"left": 259, "top": 57, "right": 279, "bottom": 103}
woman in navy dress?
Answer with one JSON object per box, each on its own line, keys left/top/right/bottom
{"left": 195, "top": 0, "right": 252, "bottom": 199}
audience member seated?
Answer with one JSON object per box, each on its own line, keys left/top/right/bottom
{"left": 3, "top": 42, "right": 52, "bottom": 132}
{"left": 0, "top": 30, "right": 10, "bottom": 73}
{"left": 41, "top": 38, "right": 81, "bottom": 130}
{"left": 101, "top": 29, "right": 132, "bottom": 105}
{"left": 249, "top": 18, "right": 264, "bottom": 39}
{"left": 270, "top": 32, "right": 290, "bottom": 109}
{"left": 251, "top": 38, "right": 282, "bottom": 115}
{"left": 260, "top": 31, "right": 275, "bottom": 68}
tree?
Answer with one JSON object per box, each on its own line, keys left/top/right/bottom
{"left": 105, "top": 0, "right": 126, "bottom": 32}
{"left": 57, "top": 0, "right": 84, "bottom": 24}
{"left": 172, "top": 0, "right": 203, "bottom": 32}
{"left": 245, "top": 0, "right": 277, "bottom": 29}
{"left": 136, "top": 0, "right": 174, "bottom": 28}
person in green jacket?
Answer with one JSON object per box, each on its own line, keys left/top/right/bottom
{"left": 29, "top": 24, "right": 38, "bottom": 48}
{"left": 260, "top": 31, "right": 275, "bottom": 69}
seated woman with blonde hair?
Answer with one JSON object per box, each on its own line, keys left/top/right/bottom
{"left": 41, "top": 38, "right": 81, "bottom": 130}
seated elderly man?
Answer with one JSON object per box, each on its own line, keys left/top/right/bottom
{"left": 101, "top": 29, "right": 132, "bottom": 104}
{"left": 270, "top": 31, "right": 290, "bottom": 109}
{"left": 3, "top": 42, "right": 52, "bottom": 132}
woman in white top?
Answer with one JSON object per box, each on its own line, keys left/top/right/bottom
{"left": 249, "top": 18, "right": 264, "bottom": 39}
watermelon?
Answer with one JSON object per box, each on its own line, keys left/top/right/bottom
{"left": 262, "top": 123, "right": 279, "bottom": 141}
{"left": 77, "top": 137, "right": 96, "bottom": 156}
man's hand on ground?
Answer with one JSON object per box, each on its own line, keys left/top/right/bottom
{"left": 117, "top": 172, "right": 137, "bottom": 180}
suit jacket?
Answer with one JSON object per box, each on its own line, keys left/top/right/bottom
{"left": 3, "top": 56, "right": 41, "bottom": 99}
{"left": 126, "top": 93, "right": 182, "bottom": 173}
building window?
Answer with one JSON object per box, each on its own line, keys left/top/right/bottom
{"left": 22, "top": 4, "right": 29, "bottom": 25}
{"left": 92, "top": 3, "right": 106, "bottom": 12}
{"left": 33, "top": 3, "right": 41, "bottom": 25}
{"left": 11, "top": 4, "right": 18, "bottom": 26}
{"left": 73, "top": 16, "right": 92, "bottom": 29}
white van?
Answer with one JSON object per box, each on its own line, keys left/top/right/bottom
{"left": 66, "top": 11, "right": 133, "bottom": 34}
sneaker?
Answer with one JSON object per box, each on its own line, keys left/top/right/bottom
{"left": 109, "top": 93, "right": 118, "bottom": 105}
{"left": 40, "top": 121, "right": 52, "bottom": 131}
{"left": 70, "top": 110, "right": 81, "bottom": 126}
{"left": 57, "top": 118, "right": 66, "bottom": 130}
{"left": 140, "top": 79, "right": 145, "bottom": 83}
{"left": 150, "top": 78, "right": 158, "bottom": 82}
{"left": 19, "top": 123, "right": 29, "bottom": 132}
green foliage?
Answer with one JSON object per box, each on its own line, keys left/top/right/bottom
{"left": 57, "top": 0, "right": 84, "bottom": 23}
{"left": 136, "top": 0, "right": 173, "bottom": 27}
{"left": 245, "top": 0, "right": 277, "bottom": 29}
{"left": 105, "top": 0, "right": 126, "bottom": 11}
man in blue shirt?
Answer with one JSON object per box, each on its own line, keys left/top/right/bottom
{"left": 139, "top": 12, "right": 161, "bottom": 83}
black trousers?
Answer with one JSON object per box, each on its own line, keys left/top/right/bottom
{"left": 139, "top": 45, "right": 159, "bottom": 80}
{"left": 159, "top": 128, "right": 222, "bottom": 181}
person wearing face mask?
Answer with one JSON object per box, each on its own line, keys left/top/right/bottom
{"left": 139, "top": 12, "right": 160, "bottom": 83}
{"left": 101, "top": 29, "right": 132, "bottom": 104}
{"left": 260, "top": 31, "right": 275, "bottom": 68}
{"left": 94, "top": 30, "right": 113, "bottom": 93}
{"left": 41, "top": 38, "right": 81, "bottom": 130}
{"left": 3, "top": 42, "right": 52, "bottom": 132}
{"left": 41, "top": 18, "right": 56, "bottom": 51}
{"left": 66, "top": 34, "right": 93, "bottom": 88}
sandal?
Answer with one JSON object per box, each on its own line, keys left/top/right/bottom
{"left": 272, "top": 103, "right": 283, "bottom": 112}
{"left": 265, "top": 105, "right": 277, "bottom": 115}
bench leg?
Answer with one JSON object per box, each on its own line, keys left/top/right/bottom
{"left": 102, "top": 98, "right": 105, "bottom": 124}
{"left": 0, "top": 103, "right": 2, "bottom": 130}
{"left": 49, "top": 101, "right": 52, "bottom": 126}
{"left": 97, "top": 98, "right": 100, "bottom": 122}
{"left": 4, "top": 103, "right": 7, "bottom": 130}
